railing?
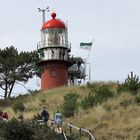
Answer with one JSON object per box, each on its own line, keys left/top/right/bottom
{"left": 37, "top": 41, "right": 71, "bottom": 50}
{"left": 50, "top": 120, "right": 68, "bottom": 140}
{"left": 62, "top": 131, "right": 68, "bottom": 140}
{"left": 38, "top": 52, "right": 69, "bottom": 61}
{"left": 37, "top": 119, "right": 95, "bottom": 140}
{"left": 67, "top": 123, "right": 96, "bottom": 140}
{"left": 37, "top": 119, "right": 68, "bottom": 140}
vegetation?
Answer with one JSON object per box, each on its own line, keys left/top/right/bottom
{"left": 0, "top": 118, "right": 56, "bottom": 140}
{"left": 12, "top": 100, "right": 25, "bottom": 113}
{"left": 80, "top": 92, "right": 95, "bottom": 110}
{"left": 94, "top": 85, "right": 114, "bottom": 104}
{"left": 80, "top": 85, "right": 114, "bottom": 110}
{"left": 62, "top": 92, "right": 79, "bottom": 117}
{"left": 135, "top": 94, "right": 140, "bottom": 104}
{"left": 118, "top": 71, "right": 140, "bottom": 95}
{"left": 0, "top": 46, "right": 39, "bottom": 98}
{"left": 0, "top": 72, "right": 139, "bottom": 140}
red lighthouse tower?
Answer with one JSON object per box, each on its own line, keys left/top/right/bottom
{"left": 38, "top": 12, "right": 71, "bottom": 90}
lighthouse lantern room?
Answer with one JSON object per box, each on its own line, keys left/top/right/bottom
{"left": 38, "top": 12, "right": 71, "bottom": 90}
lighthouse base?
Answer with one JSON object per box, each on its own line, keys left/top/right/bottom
{"left": 41, "top": 63, "right": 68, "bottom": 90}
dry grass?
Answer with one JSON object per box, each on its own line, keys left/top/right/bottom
{"left": 4, "top": 83, "right": 140, "bottom": 140}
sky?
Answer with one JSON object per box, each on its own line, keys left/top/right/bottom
{"left": 0, "top": 0, "right": 140, "bottom": 95}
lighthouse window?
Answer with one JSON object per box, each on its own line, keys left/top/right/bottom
{"left": 48, "top": 28, "right": 54, "bottom": 34}
{"left": 50, "top": 69, "right": 56, "bottom": 77}
{"left": 58, "top": 28, "right": 63, "bottom": 34}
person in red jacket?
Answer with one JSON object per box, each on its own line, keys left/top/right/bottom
{"left": 2, "top": 111, "right": 8, "bottom": 121}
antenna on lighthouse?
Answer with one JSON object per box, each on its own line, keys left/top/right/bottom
{"left": 38, "top": 7, "right": 50, "bottom": 24}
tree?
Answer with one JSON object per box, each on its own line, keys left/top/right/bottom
{"left": 62, "top": 92, "right": 79, "bottom": 117}
{"left": 0, "top": 46, "right": 39, "bottom": 98}
{"left": 80, "top": 92, "right": 95, "bottom": 110}
{"left": 124, "top": 71, "right": 140, "bottom": 94}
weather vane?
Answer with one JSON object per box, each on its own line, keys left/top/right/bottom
{"left": 38, "top": 7, "right": 50, "bottom": 24}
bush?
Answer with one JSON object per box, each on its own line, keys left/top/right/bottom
{"left": 94, "top": 85, "right": 114, "bottom": 104}
{"left": 81, "top": 85, "right": 114, "bottom": 107}
{"left": 12, "top": 100, "right": 25, "bottom": 113}
{"left": 0, "top": 118, "right": 56, "bottom": 140}
{"left": 119, "top": 100, "right": 132, "bottom": 109}
{"left": 117, "top": 82, "right": 128, "bottom": 93}
{"left": 135, "top": 95, "right": 140, "bottom": 104}
{"left": 18, "top": 114, "right": 24, "bottom": 120}
{"left": 137, "top": 135, "right": 140, "bottom": 140}
{"left": 86, "top": 82, "right": 98, "bottom": 93}
{"left": 103, "top": 104, "right": 112, "bottom": 111}
{"left": 1, "top": 119, "right": 34, "bottom": 140}
{"left": 62, "top": 92, "right": 79, "bottom": 117}
{"left": 40, "top": 98, "right": 46, "bottom": 104}
{"left": 80, "top": 92, "right": 95, "bottom": 110}
{"left": 124, "top": 71, "right": 140, "bottom": 95}
{"left": 69, "top": 133, "right": 81, "bottom": 140}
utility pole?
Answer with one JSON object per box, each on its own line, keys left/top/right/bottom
{"left": 38, "top": 7, "right": 50, "bottom": 24}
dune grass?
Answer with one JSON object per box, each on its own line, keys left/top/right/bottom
{"left": 2, "top": 82, "right": 140, "bottom": 140}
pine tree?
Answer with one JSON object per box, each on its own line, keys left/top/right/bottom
{"left": 124, "top": 71, "right": 140, "bottom": 94}
{"left": 0, "top": 46, "right": 39, "bottom": 98}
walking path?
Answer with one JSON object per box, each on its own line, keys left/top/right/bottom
{"left": 37, "top": 119, "right": 95, "bottom": 140}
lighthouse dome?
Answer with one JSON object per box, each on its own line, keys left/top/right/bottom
{"left": 41, "top": 13, "right": 65, "bottom": 30}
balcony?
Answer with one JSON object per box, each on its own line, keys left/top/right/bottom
{"left": 37, "top": 41, "right": 71, "bottom": 51}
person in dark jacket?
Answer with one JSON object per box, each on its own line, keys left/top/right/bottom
{"left": 41, "top": 107, "right": 49, "bottom": 123}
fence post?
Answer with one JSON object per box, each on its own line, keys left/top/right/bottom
{"left": 51, "top": 120, "right": 54, "bottom": 131}
{"left": 79, "top": 128, "right": 82, "bottom": 137}
{"left": 89, "top": 134, "right": 91, "bottom": 140}
{"left": 89, "top": 130, "right": 91, "bottom": 140}
{"left": 69, "top": 123, "right": 72, "bottom": 134}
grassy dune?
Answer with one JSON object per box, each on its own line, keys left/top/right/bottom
{"left": 3, "top": 82, "right": 140, "bottom": 140}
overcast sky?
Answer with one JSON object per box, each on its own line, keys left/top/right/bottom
{"left": 0, "top": 0, "right": 140, "bottom": 94}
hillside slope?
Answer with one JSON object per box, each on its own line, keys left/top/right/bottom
{"left": 1, "top": 82, "right": 140, "bottom": 140}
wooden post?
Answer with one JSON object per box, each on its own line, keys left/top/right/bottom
{"left": 69, "top": 123, "right": 72, "bottom": 133}
{"left": 89, "top": 130, "right": 91, "bottom": 140}
{"left": 51, "top": 120, "right": 54, "bottom": 131}
{"left": 79, "top": 128, "right": 82, "bottom": 137}
{"left": 89, "top": 134, "right": 91, "bottom": 140}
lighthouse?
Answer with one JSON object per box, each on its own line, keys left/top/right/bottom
{"left": 38, "top": 12, "right": 71, "bottom": 90}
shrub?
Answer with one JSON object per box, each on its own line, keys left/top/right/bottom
{"left": 69, "top": 133, "right": 81, "bottom": 140}
{"left": 137, "top": 135, "right": 140, "bottom": 140}
{"left": 119, "top": 100, "right": 132, "bottom": 109}
{"left": 135, "top": 95, "right": 140, "bottom": 104}
{"left": 86, "top": 82, "right": 98, "bottom": 93}
{"left": 2, "top": 119, "right": 34, "bottom": 140}
{"left": 117, "top": 82, "right": 128, "bottom": 93}
{"left": 12, "top": 100, "right": 25, "bottom": 113}
{"left": 94, "top": 85, "right": 114, "bottom": 104}
{"left": 103, "top": 104, "right": 112, "bottom": 111}
{"left": 40, "top": 98, "right": 46, "bottom": 104}
{"left": 124, "top": 71, "right": 140, "bottom": 95}
{"left": 18, "top": 114, "right": 24, "bottom": 120}
{"left": 62, "top": 92, "right": 79, "bottom": 117}
{"left": 80, "top": 92, "right": 95, "bottom": 110}
{"left": 0, "top": 118, "right": 56, "bottom": 140}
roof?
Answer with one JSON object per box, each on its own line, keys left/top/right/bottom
{"left": 41, "top": 12, "right": 65, "bottom": 30}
